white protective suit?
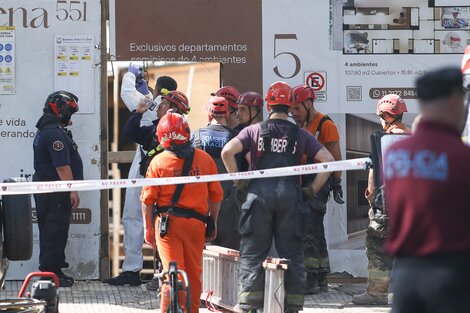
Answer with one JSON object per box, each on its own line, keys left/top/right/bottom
{"left": 119, "top": 72, "right": 156, "bottom": 272}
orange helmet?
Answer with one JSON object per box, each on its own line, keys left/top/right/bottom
{"left": 213, "top": 86, "right": 240, "bottom": 109}
{"left": 376, "top": 94, "right": 408, "bottom": 116}
{"left": 265, "top": 81, "right": 293, "bottom": 109}
{"left": 237, "top": 91, "right": 263, "bottom": 108}
{"left": 156, "top": 111, "right": 191, "bottom": 148}
{"left": 207, "top": 96, "right": 229, "bottom": 118}
{"left": 292, "top": 85, "right": 316, "bottom": 103}
{"left": 162, "top": 91, "right": 190, "bottom": 114}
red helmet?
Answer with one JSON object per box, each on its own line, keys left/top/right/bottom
{"left": 237, "top": 91, "right": 263, "bottom": 108}
{"left": 265, "top": 81, "right": 293, "bottom": 109}
{"left": 163, "top": 90, "right": 190, "bottom": 114}
{"left": 207, "top": 96, "right": 229, "bottom": 118}
{"left": 376, "top": 94, "right": 408, "bottom": 116}
{"left": 292, "top": 85, "right": 316, "bottom": 103}
{"left": 213, "top": 86, "right": 240, "bottom": 109}
{"left": 156, "top": 111, "right": 191, "bottom": 148}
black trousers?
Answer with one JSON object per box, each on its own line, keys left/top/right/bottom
{"left": 34, "top": 191, "right": 72, "bottom": 273}
{"left": 238, "top": 178, "right": 306, "bottom": 310}
{"left": 391, "top": 255, "right": 470, "bottom": 313}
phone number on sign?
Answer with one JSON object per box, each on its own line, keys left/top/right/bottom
{"left": 369, "top": 88, "right": 418, "bottom": 99}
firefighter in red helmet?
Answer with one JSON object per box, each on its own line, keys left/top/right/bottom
{"left": 192, "top": 96, "right": 240, "bottom": 250}
{"left": 292, "top": 84, "right": 344, "bottom": 294}
{"left": 142, "top": 111, "right": 223, "bottom": 313}
{"left": 222, "top": 82, "right": 334, "bottom": 313}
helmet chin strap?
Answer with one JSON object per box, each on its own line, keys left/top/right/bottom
{"left": 300, "top": 101, "right": 312, "bottom": 128}
{"left": 245, "top": 107, "right": 260, "bottom": 126}
{"left": 383, "top": 116, "right": 400, "bottom": 131}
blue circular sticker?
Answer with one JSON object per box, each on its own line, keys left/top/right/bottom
{"left": 0, "top": 55, "right": 3, "bottom": 62}
{"left": 5, "top": 44, "right": 12, "bottom": 51}
{"left": 0, "top": 44, "right": 3, "bottom": 52}
{"left": 5, "top": 55, "right": 12, "bottom": 63}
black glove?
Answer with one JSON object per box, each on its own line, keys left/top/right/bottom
{"left": 301, "top": 186, "right": 315, "bottom": 200}
{"left": 330, "top": 176, "right": 345, "bottom": 204}
{"left": 234, "top": 180, "right": 248, "bottom": 193}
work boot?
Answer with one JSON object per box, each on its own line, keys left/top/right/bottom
{"left": 56, "top": 271, "right": 74, "bottom": 288}
{"left": 352, "top": 292, "right": 388, "bottom": 305}
{"left": 284, "top": 306, "right": 302, "bottom": 313}
{"left": 305, "top": 280, "right": 320, "bottom": 295}
{"left": 106, "top": 271, "right": 142, "bottom": 286}
{"left": 145, "top": 278, "right": 159, "bottom": 291}
{"left": 305, "top": 271, "right": 320, "bottom": 294}
{"left": 318, "top": 273, "right": 329, "bottom": 292}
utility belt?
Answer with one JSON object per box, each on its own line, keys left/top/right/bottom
{"left": 154, "top": 205, "right": 214, "bottom": 238}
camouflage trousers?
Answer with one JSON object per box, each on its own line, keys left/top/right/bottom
{"left": 365, "top": 210, "right": 392, "bottom": 295}
{"left": 303, "top": 200, "right": 330, "bottom": 289}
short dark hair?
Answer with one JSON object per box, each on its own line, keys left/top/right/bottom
{"left": 270, "top": 105, "right": 290, "bottom": 114}
{"left": 155, "top": 76, "right": 178, "bottom": 95}
{"left": 416, "top": 67, "right": 464, "bottom": 101}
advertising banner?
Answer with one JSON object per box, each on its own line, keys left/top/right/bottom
{"left": 0, "top": 0, "right": 102, "bottom": 279}
{"left": 111, "top": 0, "right": 467, "bottom": 114}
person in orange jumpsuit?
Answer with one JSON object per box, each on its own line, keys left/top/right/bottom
{"left": 141, "top": 111, "right": 223, "bottom": 313}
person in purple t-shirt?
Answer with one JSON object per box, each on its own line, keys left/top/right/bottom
{"left": 221, "top": 81, "right": 334, "bottom": 313}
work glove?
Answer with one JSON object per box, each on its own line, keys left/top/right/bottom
{"left": 136, "top": 80, "right": 150, "bottom": 96}
{"left": 301, "top": 186, "right": 315, "bottom": 200}
{"left": 302, "top": 187, "right": 327, "bottom": 214}
{"left": 128, "top": 63, "right": 149, "bottom": 95}
{"left": 330, "top": 176, "right": 345, "bottom": 204}
{"left": 128, "top": 63, "right": 144, "bottom": 80}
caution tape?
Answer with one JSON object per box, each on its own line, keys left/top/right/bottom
{"left": 0, "top": 158, "right": 371, "bottom": 196}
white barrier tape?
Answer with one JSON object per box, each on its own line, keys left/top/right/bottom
{"left": 0, "top": 158, "right": 371, "bottom": 196}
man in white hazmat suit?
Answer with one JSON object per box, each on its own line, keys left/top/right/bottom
{"left": 106, "top": 64, "right": 155, "bottom": 286}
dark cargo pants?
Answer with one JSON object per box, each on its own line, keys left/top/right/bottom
{"left": 238, "top": 178, "right": 306, "bottom": 311}
{"left": 34, "top": 191, "right": 72, "bottom": 273}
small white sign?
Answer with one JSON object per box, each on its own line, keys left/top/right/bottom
{"left": 0, "top": 26, "right": 15, "bottom": 94}
{"left": 54, "top": 35, "right": 94, "bottom": 113}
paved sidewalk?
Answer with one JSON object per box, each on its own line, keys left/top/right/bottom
{"left": 0, "top": 280, "right": 390, "bottom": 312}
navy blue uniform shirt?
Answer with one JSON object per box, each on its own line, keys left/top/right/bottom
{"left": 123, "top": 111, "right": 159, "bottom": 151}
{"left": 33, "top": 118, "right": 83, "bottom": 181}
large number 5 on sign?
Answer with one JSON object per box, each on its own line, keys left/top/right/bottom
{"left": 273, "top": 34, "right": 301, "bottom": 79}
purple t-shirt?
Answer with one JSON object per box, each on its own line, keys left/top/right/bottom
{"left": 236, "top": 119, "right": 324, "bottom": 170}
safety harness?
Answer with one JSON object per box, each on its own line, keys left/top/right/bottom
{"left": 154, "top": 149, "right": 214, "bottom": 237}
{"left": 258, "top": 119, "right": 299, "bottom": 165}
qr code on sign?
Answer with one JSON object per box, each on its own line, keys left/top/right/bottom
{"left": 347, "top": 86, "right": 362, "bottom": 101}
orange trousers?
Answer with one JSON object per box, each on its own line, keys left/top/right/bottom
{"left": 156, "top": 215, "right": 206, "bottom": 313}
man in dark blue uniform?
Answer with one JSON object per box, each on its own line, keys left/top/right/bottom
{"left": 33, "top": 90, "right": 83, "bottom": 287}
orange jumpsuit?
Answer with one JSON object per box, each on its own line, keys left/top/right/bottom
{"left": 141, "top": 149, "right": 223, "bottom": 313}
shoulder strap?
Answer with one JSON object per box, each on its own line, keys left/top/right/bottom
{"left": 315, "top": 115, "right": 333, "bottom": 137}
{"left": 170, "top": 149, "right": 195, "bottom": 207}
{"left": 193, "top": 129, "right": 203, "bottom": 150}
{"left": 286, "top": 123, "right": 299, "bottom": 153}
{"left": 260, "top": 121, "right": 271, "bottom": 152}
{"left": 221, "top": 125, "right": 238, "bottom": 137}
